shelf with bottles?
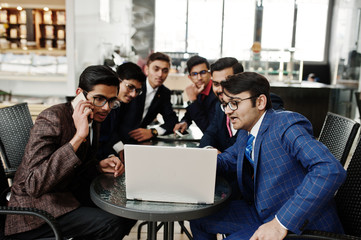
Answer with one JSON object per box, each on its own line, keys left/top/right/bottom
{"left": 38, "top": 10, "right": 66, "bottom": 49}
{"left": 0, "top": 8, "right": 29, "bottom": 49}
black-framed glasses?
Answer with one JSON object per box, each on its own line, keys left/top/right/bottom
{"left": 83, "top": 90, "right": 121, "bottom": 109}
{"left": 190, "top": 70, "right": 210, "bottom": 78}
{"left": 124, "top": 82, "right": 143, "bottom": 95}
{"left": 220, "top": 95, "right": 258, "bottom": 112}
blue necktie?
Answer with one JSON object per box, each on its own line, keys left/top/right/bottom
{"left": 245, "top": 134, "right": 255, "bottom": 166}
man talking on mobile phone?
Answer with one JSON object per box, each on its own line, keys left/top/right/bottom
{"left": 5, "top": 65, "right": 136, "bottom": 239}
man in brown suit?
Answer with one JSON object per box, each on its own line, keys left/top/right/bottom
{"left": 5, "top": 65, "right": 136, "bottom": 239}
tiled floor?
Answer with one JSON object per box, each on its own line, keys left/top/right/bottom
{"left": 124, "top": 221, "right": 192, "bottom": 240}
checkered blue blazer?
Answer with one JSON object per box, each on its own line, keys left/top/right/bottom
{"left": 217, "top": 109, "right": 346, "bottom": 234}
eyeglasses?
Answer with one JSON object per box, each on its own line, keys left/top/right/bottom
{"left": 124, "top": 82, "right": 143, "bottom": 95}
{"left": 220, "top": 95, "right": 258, "bottom": 112}
{"left": 83, "top": 90, "right": 121, "bottom": 109}
{"left": 190, "top": 70, "right": 209, "bottom": 78}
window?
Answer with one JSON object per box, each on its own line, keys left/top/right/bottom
{"left": 154, "top": 0, "right": 329, "bottom": 62}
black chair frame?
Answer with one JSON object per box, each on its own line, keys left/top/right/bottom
{"left": 0, "top": 103, "right": 34, "bottom": 178}
{"left": 318, "top": 112, "right": 360, "bottom": 166}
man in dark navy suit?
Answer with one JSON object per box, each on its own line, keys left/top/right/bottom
{"left": 173, "top": 55, "right": 218, "bottom": 133}
{"left": 117, "top": 52, "right": 178, "bottom": 143}
{"left": 199, "top": 57, "right": 284, "bottom": 153}
{"left": 199, "top": 57, "right": 244, "bottom": 152}
{"left": 97, "top": 61, "right": 146, "bottom": 160}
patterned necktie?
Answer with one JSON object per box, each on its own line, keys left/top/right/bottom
{"left": 245, "top": 134, "right": 255, "bottom": 165}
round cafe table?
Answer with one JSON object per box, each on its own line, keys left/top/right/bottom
{"left": 90, "top": 174, "right": 231, "bottom": 240}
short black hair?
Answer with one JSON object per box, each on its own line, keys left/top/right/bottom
{"left": 210, "top": 57, "right": 244, "bottom": 75}
{"left": 78, "top": 65, "right": 119, "bottom": 93}
{"left": 221, "top": 72, "right": 272, "bottom": 110}
{"left": 146, "top": 52, "right": 171, "bottom": 66}
{"left": 116, "top": 62, "right": 146, "bottom": 83}
{"left": 186, "top": 55, "right": 209, "bottom": 73}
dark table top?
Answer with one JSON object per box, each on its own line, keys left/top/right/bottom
{"left": 90, "top": 174, "right": 231, "bottom": 222}
{"left": 140, "top": 139, "right": 199, "bottom": 148}
{"left": 155, "top": 127, "right": 203, "bottom": 142}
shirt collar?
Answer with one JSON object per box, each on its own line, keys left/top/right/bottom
{"left": 146, "top": 78, "right": 159, "bottom": 94}
{"left": 200, "top": 80, "right": 212, "bottom": 96}
{"left": 249, "top": 110, "right": 267, "bottom": 139}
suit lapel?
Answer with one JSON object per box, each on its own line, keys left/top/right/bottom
{"left": 143, "top": 86, "right": 162, "bottom": 124}
{"left": 135, "top": 85, "right": 147, "bottom": 123}
{"left": 253, "top": 110, "right": 274, "bottom": 186}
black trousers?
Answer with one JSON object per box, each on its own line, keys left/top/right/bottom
{"left": 8, "top": 207, "right": 137, "bottom": 240}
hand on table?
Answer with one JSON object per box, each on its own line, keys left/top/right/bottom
{"left": 250, "top": 218, "right": 287, "bottom": 240}
{"left": 129, "top": 128, "right": 153, "bottom": 142}
{"left": 99, "top": 155, "right": 124, "bottom": 177}
{"left": 173, "top": 122, "right": 188, "bottom": 134}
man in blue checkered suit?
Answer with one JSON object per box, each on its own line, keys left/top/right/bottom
{"left": 190, "top": 72, "right": 347, "bottom": 240}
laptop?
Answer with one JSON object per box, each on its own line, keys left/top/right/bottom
{"left": 124, "top": 144, "right": 217, "bottom": 204}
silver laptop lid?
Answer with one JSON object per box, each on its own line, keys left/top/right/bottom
{"left": 124, "top": 144, "right": 217, "bottom": 204}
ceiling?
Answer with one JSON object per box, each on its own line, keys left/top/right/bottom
{"left": 1, "top": 0, "right": 65, "bottom": 9}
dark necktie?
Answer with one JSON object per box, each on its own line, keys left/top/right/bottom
{"left": 245, "top": 134, "right": 255, "bottom": 166}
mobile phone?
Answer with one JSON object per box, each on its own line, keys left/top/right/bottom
{"left": 71, "top": 92, "right": 89, "bottom": 113}
{"left": 175, "top": 130, "right": 189, "bottom": 137}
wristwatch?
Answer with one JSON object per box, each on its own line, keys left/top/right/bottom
{"left": 151, "top": 128, "right": 158, "bottom": 137}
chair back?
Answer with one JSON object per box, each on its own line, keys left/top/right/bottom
{"left": 318, "top": 112, "right": 360, "bottom": 166}
{"left": 334, "top": 138, "right": 361, "bottom": 236}
{"left": 0, "top": 103, "right": 33, "bottom": 172}
{"left": 0, "top": 160, "right": 9, "bottom": 239}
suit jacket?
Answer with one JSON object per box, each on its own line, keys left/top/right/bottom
{"left": 181, "top": 88, "right": 218, "bottom": 132}
{"left": 217, "top": 109, "right": 346, "bottom": 234}
{"left": 199, "top": 93, "right": 284, "bottom": 152}
{"left": 98, "top": 104, "right": 127, "bottom": 159}
{"left": 5, "top": 103, "right": 100, "bottom": 236}
{"left": 117, "top": 84, "right": 178, "bottom": 143}
{"left": 199, "top": 102, "right": 238, "bottom": 152}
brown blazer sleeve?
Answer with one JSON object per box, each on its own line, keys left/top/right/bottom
{"left": 12, "top": 104, "right": 83, "bottom": 198}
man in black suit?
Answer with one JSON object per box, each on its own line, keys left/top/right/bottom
{"left": 118, "top": 52, "right": 178, "bottom": 143}
{"left": 173, "top": 55, "right": 218, "bottom": 133}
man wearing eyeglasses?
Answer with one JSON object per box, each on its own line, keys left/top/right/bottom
{"left": 199, "top": 57, "right": 284, "bottom": 153}
{"left": 98, "top": 61, "right": 146, "bottom": 160}
{"left": 5, "top": 65, "right": 136, "bottom": 239}
{"left": 199, "top": 57, "right": 244, "bottom": 152}
{"left": 173, "top": 55, "right": 218, "bottom": 133}
{"left": 116, "top": 52, "right": 178, "bottom": 143}
{"left": 190, "top": 72, "right": 346, "bottom": 240}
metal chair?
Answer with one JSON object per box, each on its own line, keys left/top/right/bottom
{"left": 286, "top": 137, "right": 361, "bottom": 240}
{"left": 318, "top": 112, "right": 360, "bottom": 166}
{"left": 0, "top": 103, "right": 34, "bottom": 178}
{"left": 0, "top": 161, "right": 63, "bottom": 240}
